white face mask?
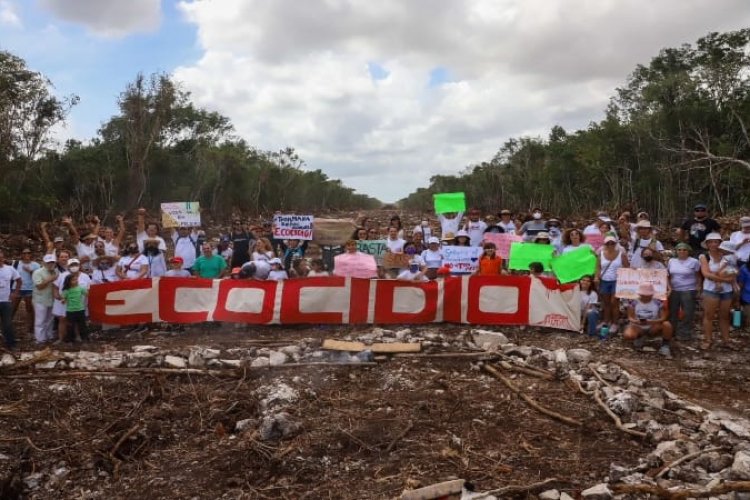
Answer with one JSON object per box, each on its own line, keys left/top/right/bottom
{"left": 533, "top": 212, "right": 542, "bottom": 220}
{"left": 68, "top": 266, "right": 80, "bottom": 273}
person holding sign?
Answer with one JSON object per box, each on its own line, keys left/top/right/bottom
{"left": 333, "top": 240, "right": 377, "bottom": 279}
{"left": 596, "top": 234, "right": 629, "bottom": 334}
{"left": 622, "top": 283, "right": 673, "bottom": 358}
{"left": 434, "top": 192, "right": 465, "bottom": 237}
{"left": 172, "top": 226, "right": 199, "bottom": 271}
{"left": 137, "top": 209, "right": 168, "bottom": 278}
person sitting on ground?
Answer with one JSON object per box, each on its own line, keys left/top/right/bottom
{"left": 421, "top": 237, "right": 443, "bottom": 280}
{"left": 475, "top": 242, "right": 503, "bottom": 276}
{"left": 165, "top": 257, "right": 192, "bottom": 278}
{"left": 438, "top": 211, "right": 464, "bottom": 238}
{"left": 579, "top": 275, "right": 600, "bottom": 336}
{"left": 463, "top": 209, "right": 488, "bottom": 247}
{"left": 117, "top": 243, "right": 149, "bottom": 280}
{"left": 239, "top": 260, "right": 271, "bottom": 280}
{"left": 136, "top": 209, "right": 168, "bottom": 277}
{"left": 267, "top": 258, "right": 289, "bottom": 281}
{"left": 193, "top": 243, "right": 228, "bottom": 279}
{"left": 397, "top": 259, "right": 428, "bottom": 282}
{"left": 622, "top": 283, "right": 673, "bottom": 358}
{"left": 172, "top": 225, "right": 199, "bottom": 271}
{"left": 307, "top": 259, "right": 329, "bottom": 277}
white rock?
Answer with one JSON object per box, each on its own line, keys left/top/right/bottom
{"left": 0, "top": 452, "right": 10, "bottom": 460}
{"left": 539, "top": 489, "right": 560, "bottom": 500}
{"left": 35, "top": 361, "right": 59, "bottom": 370}
{"left": 566, "top": 348, "right": 592, "bottom": 363}
{"left": 219, "top": 359, "right": 242, "bottom": 368}
{"left": 581, "top": 483, "right": 612, "bottom": 500}
{"left": 472, "top": 330, "right": 510, "bottom": 349}
{"left": 394, "top": 328, "right": 411, "bottom": 340}
{"left": 280, "top": 345, "right": 301, "bottom": 356}
{"left": 125, "top": 351, "right": 156, "bottom": 368}
{"left": 235, "top": 418, "right": 254, "bottom": 432}
{"left": 731, "top": 450, "right": 750, "bottom": 480}
{"left": 199, "top": 347, "right": 221, "bottom": 359}
{"left": 553, "top": 349, "right": 568, "bottom": 366}
{"left": 0, "top": 353, "right": 15, "bottom": 367}
{"left": 258, "top": 383, "right": 299, "bottom": 411}
{"left": 188, "top": 350, "right": 205, "bottom": 368}
{"left": 721, "top": 419, "right": 750, "bottom": 439}
{"left": 250, "top": 357, "right": 269, "bottom": 368}
{"left": 269, "top": 351, "right": 288, "bottom": 366}
{"left": 560, "top": 493, "right": 574, "bottom": 500}
{"left": 132, "top": 345, "right": 158, "bottom": 352}
{"left": 164, "top": 355, "right": 187, "bottom": 368}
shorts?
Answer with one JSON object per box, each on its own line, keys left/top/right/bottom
{"left": 702, "top": 289, "right": 733, "bottom": 301}
{"left": 599, "top": 280, "right": 617, "bottom": 295}
{"left": 18, "top": 290, "right": 32, "bottom": 298}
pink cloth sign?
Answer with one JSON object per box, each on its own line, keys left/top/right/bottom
{"left": 333, "top": 252, "right": 378, "bottom": 278}
{"left": 483, "top": 233, "right": 522, "bottom": 259}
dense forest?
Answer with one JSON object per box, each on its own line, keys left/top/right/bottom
{"left": 0, "top": 52, "right": 381, "bottom": 226}
{"left": 399, "top": 29, "right": 750, "bottom": 225}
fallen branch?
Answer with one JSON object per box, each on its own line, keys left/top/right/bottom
{"left": 0, "top": 436, "right": 66, "bottom": 453}
{"left": 395, "top": 352, "right": 498, "bottom": 359}
{"left": 587, "top": 363, "right": 615, "bottom": 389}
{"left": 0, "top": 348, "right": 63, "bottom": 372}
{"left": 385, "top": 420, "right": 414, "bottom": 453}
{"left": 592, "top": 389, "right": 646, "bottom": 438}
{"left": 498, "top": 360, "right": 554, "bottom": 380}
{"left": 652, "top": 445, "right": 726, "bottom": 479}
{"left": 612, "top": 481, "right": 750, "bottom": 499}
{"left": 472, "top": 477, "right": 559, "bottom": 499}
{"left": 482, "top": 365, "right": 582, "bottom": 427}
{"left": 110, "top": 424, "right": 141, "bottom": 461}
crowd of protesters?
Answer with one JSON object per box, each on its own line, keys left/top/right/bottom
{"left": 0, "top": 204, "right": 747, "bottom": 360}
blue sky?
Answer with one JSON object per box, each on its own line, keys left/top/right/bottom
{"left": 2, "top": 0, "right": 750, "bottom": 202}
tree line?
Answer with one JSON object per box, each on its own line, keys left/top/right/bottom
{"left": 0, "top": 53, "right": 381, "bottom": 228}
{"left": 399, "top": 29, "right": 750, "bottom": 225}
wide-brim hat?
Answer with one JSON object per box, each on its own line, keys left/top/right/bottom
{"left": 441, "top": 232, "right": 456, "bottom": 241}
{"left": 635, "top": 220, "right": 652, "bottom": 229}
{"left": 701, "top": 232, "right": 723, "bottom": 249}
{"left": 533, "top": 232, "right": 551, "bottom": 242}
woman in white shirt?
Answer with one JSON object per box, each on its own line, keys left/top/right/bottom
{"left": 667, "top": 242, "right": 702, "bottom": 340}
{"left": 251, "top": 238, "right": 275, "bottom": 262}
{"left": 699, "top": 233, "right": 736, "bottom": 350}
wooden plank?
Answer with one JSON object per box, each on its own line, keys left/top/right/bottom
{"left": 322, "top": 339, "right": 366, "bottom": 351}
{"left": 371, "top": 342, "right": 421, "bottom": 353}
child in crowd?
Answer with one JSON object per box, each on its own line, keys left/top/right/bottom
{"left": 397, "top": 259, "right": 428, "bottom": 281}
{"left": 61, "top": 273, "right": 88, "bottom": 343}
{"left": 579, "top": 275, "right": 600, "bottom": 336}
{"left": 268, "top": 258, "right": 289, "bottom": 281}
{"left": 307, "top": 259, "right": 329, "bottom": 277}
{"left": 528, "top": 262, "right": 544, "bottom": 278}
{"left": 476, "top": 242, "right": 503, "bottom": 276}
{"left": 165, "top": 257, "right": 192, "bottom": 278}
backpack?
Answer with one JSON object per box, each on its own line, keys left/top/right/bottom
{"left": 175, "top": 235, "right": 199, "bottom": 259}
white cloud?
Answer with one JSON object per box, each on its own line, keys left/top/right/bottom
{"left": 38, "top": 0, "right": 160, "bottom": 37}
{"left": 0, "top": 0, "right": 21, "bottom": 27}
{"left": 174, "top": 0, "right": 750, "bottom": 202}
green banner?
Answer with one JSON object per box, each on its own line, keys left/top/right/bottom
{"left": 357, "top": 240, "right": 387, "bottom": 266}
{"left": 433, "top": 192, "right": 466, "bottom": 214}
{"left": 550, "top": 247, "right": 596, "bottom": 283}
{"left": 508, "top": 242, "right": 555, "bottom": 271}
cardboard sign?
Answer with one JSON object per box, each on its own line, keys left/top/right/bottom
{"left": 273, "top": 214, "right": 314, "bottom": 240}
{"left": 383, "top": 252, "right": 411, "bottom": 269}
{"left": 313, "top": 218, "right": 357, "bottom": 246}
{"left": 433, "top": 192, "right": 466, "bottom": 214}
{"left": 161, "top": 202, "right": 201, "bottom": 228}
{"left": 333, "top": 253, "right": 378, "bottom": 278}
{"left": 585, "top": 233, "right": 604, "bottom": 251}
{"left": 550, "top": 247, "right": 596, "bottom": 284}
{"left": 508, "top": 242, "right": 555, "bottom": 271}
{"left": 443, "top": 246, "right": 481, "bottom": 274}
{"left": 483, "top": 233, "right": 522, "bottom": 259}
{"left": 357, "top": 240, "right": 387, "bottom": 266}
{"left": 615, "top": 268, "right": 668, "bottom": 300}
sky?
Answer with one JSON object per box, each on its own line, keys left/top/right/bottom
{"left": 2, "top": 1, "right": 750, "bottom": 203}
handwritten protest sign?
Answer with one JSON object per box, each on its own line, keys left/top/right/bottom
{"left": 333, "top": 253, "right": 377, "bottom": 278}
{"left": 273, "top": 214, "right": 314, "bottom": 240}
{"left": 433, "top": 192, "right": 466, "bottom": 214}
{"left": 482, "top": 233, "right": 522, "bottom": 259}
{"left": 161, "top": 202, "right": 201, "bottom": 228}
{"left": 508, "top": 242, "right": 555, "bottom": 271}
{"left": 550, "top": 247, "right": 596, "bottom": 283}
{"left": 615, "top": 268, "right": 668, "bottom": 300}
{"left": 383, "top": 252, "right": 411, "bottom": 269}
{"left": 443, "top": 246, "right": 481, "bottom": 274}
{"left": 585, "top": 233, "right": 604, "bottom": 251}
{"left": 357, "top": 240, "right": 387, "bottom": 266}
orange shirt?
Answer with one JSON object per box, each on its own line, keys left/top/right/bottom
{"left": 478, "top": 255, "right": 503, "bottom": 275}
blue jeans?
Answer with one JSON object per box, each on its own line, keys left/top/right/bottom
{"left": 669, "top": 290, "right": 696, "bottom": 339}
{"left": 585, "top": 309, "right": 600, "bottom": 336}
{"left": 0, "top": 301, "right": 15, "bottom": 348}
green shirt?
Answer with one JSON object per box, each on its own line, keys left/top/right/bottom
{"left": 62, "top": 286, "right": 87, "bottom": 312}
{"left": 193, "top": 254, "right": 227, "bottom": 279}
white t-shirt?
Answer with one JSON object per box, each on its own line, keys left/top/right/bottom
{"left": 138, "top": 232, "right": 167, "bottom": 277}
{"left": 172, "top": 230, "right": 198, "bottom": 269}
{"left": 563, "top": 244, "right": 593, "bottom": 254}
{"left": 464, "top": 220, "right": 488, "bottom": 247}
{"left": 438, "top": 212, "right": 463, "bottom": 236}
{"left": 91, "top": 265, "right": 118, "bottom": 285}
{"left": 629, "top": 238, "right": 664, "bottom": 269}
{"left": 497, "top": 220, "right": 516, "bottom": 233}
{"left": 667, "top": 257, "right": 701, "bottom": 292}
{"left": 420, "top": 249, "right": 443, "bottom": 269}
{"left": 102, "top": 240, "right": 120, "bottom": 257}
{"left": 0, "top": 265, "right": 20, "bottom": 302}
{"left": 599, "top": 250, "right": 625, "bottom": 282}
{"left": 583, "top": 223, "right": 601, "bottom": 236}
{"left": 118, "top": 254, "right": 150, "bottom": 279}
{"left": 580, "top": 290, "right": 599, "bottom": 312}
{"left": 252, "top": 251, "right": 274, "bottom": 262}
{"left": 268, "top": 269, "right": 288, "bottom": 281}
{"left": 164, "top": 269, "right": 192, "bottom": 278}
{"left": 633, "top": 299, "right": 662, "bottom": 321}
{"left": 397, "top": 269, "right": 428, "bottom": 281}
{"left": 242, "top": 260, "right": 271, "bottom": 280}
{"left": 307, "top": 270, "right": 329, "bottom": 277}
{"left": 76, "top": 241, "right": 96, "bottom": 261}
{"left": 730, "top": 230, "right": 750, "bottom": 263}
{"left": 385, "top": 238, "right": 406, "bottom": 253}
{"left": 412, "top": 225, "right": 433, "bottom": 241}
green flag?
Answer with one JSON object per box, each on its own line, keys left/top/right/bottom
{"left": 550, "top": 247, "right": 597, "bottom": 283}
{"left": 508, "top": 242, "right": 555, "bottom": 271}
{"left": 433, "top": 192, "right": 466, "bottom": 214}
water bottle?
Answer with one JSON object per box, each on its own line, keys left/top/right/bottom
{"left": 599, "top": 324, "right": 609, "bottom": 341}
{"left": 732, "top": 309, "right": 742, "bottom": 328}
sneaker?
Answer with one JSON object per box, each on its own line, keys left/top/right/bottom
{"left": 658, "top": 344, "right": 673, "bottom": 359}
{"left": 633, "top": 336, "right": 646, "bottom": 350}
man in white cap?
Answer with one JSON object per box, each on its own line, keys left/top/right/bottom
{"left": 623, "top": 283, "right": 673, "bottom": 358}
{"left": 584, "top": 211, "right": 612, "bottom": 236}
{"left": 730, "top": 216, "right": 750, "bottom": 267}
{"left": 629, "top": 220, "right": 664, "bottom": 268}
{"left": 31, "top": 255, "right": 59, "bottom": 344}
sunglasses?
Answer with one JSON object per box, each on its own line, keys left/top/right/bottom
{"left": 21, "top": 251, "right": 31, "bottom": 254}
{"left": 677, "top": 248, "right": 689, "bottom": 251}
{"left": 605, "top": 242, "right": 616, "bottom": 246}
{"left": 695, "top": 208, "right": 707, "bottom": 212}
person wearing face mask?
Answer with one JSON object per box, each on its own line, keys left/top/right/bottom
{"left": 136, "top": 208, "right": 168, "bottom": 277}
{"left": 52, "top": 258, "right": 91, "bottom": 343}
{"left": 634, "top": 247, "right": 665, "bottom": 270}
{"left": 116, "top": 244, "right": 150, "bottom": 280}
{"left": 91, "top": 254, "right": 119, "bottom": 284}
{"left": 517, "top": 208, "right": 547, "bottom": 242}
{"left": 546, "top": 218, "right": 564, "bottom": 254}
{"left": 397, "top": 259, "right": 428, "bottom": 282}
